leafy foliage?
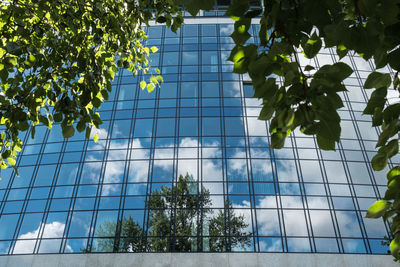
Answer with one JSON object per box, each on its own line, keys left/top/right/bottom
{"left": 220, "top": 0, "right": 400, "bottom": 259}
{"left": 0, "top": 0, "right": 184, "bottom": 171}
{"left": 93, "top": 174, "right": 251, "bottom": 252}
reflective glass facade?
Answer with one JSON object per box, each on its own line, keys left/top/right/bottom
{"left": 0, "top": 20, "right": 395, "bottom": 255}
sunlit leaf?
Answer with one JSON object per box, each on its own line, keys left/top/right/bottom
{"left": 391, "top": 236, "right": 400, "bottom": 259}
{"left": 140, "top": 81, "right": 147, "bottom": 89}
{"left": 366, "top": 200, "right": 390, "bottom": 218}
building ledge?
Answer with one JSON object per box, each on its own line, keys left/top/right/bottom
{"left": 0, "top": 253, "right": 396, "bottom": 267}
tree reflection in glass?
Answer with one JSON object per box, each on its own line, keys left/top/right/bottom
{"left": 91, "top": 174, "right": 251, "bottom": 252}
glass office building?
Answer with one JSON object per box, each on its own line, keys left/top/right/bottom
{"left": 0, "top": 11, "right": 395, "bottom": 256}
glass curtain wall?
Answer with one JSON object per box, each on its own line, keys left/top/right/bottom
{"left": 0, "top": 22, "right": 392, "bottom": 255}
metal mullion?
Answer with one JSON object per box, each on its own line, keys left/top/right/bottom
{"left": 0, "top": 128, "right": 31, "bottom": 219}
{"left": 241, "top": 79, "right": 258, "bottom": 252}
{"left": 170, "top": 24, "right": 183, "bottom": 252}
{"left": 35, "top": 138, "right": 72, "bottom": 254}
{"left": 143, "top": 25, "right": 168, "bottom": 252}
{"left": 216, "top": 23, "right": 230, "bottom": 252}
{"left": 290, "top": 135, "right": 315, "bottom": 252}
{"left": 337, "top": 74, "right": 378, "bottom": 253}
{"left": 142, "top": 114, "right": 161, "bottom": 251}
{"left": 337, "top": 141, "right": 371, "bottom": 253}
{"left": 9, "top": 128, "right": 51, "bottom": 255}
{"left": 119, "top": 69, "right": 143, "bottom": 251}
{"left": 112, "top": 69, "right": 139, "bottom": 252}
{"left": 313, "top": 139, "right": 343, "bottom": 253}
{"left": 316, "top": 50, "right": 353, "bottom": 253}
{"left": 270, "top": 148, "right": 287, "bottom": 252}
{"left": 314, "top": 50, "right": 348, "bottom": 253}
{"left": 265, "top": 84, "right": 287, "bottom": 252}
{"left": 85, "top": 73, "right": 122, "bottom": 252}
{"left": 196, "top": 24, "right": 202, "bottom": 252}
{"left": 60, "top": 139, "right": 92, "bottom": 252}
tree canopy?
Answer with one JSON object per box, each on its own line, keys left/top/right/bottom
{"left": 92, "top": 174, "right": 251, "bottom": 252}
{"left": 2, "top": 0, "right": 400, "bottom": 259}
{"left": 0, "top": 0, "right": 183, "bottom": 170}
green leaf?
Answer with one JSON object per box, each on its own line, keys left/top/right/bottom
{"left": 336, "top": 45, "right": 348, "bottom": 59}
{"left": 93, "top": 133, "right": 99, "bottom": 142}
{"left": 271, "top": 132, "right": 286, "bottom": 149}
{"left": 258, "top": 104, "right": 274, "bottom": 121}
{"left": 28, "top": 54, "right": 36, "bottom": 63}
{"left": 150, "top": 46, "right": 159, "bottom": 53}
{"left": 316, "top": 134, "right": 335, "bottom": 150}
{"left": 385, "top": 178, "right": 400, "bottom": 200}
{"left": 364, "top": 72, "right": 391, "bottom": 89}
{"left": 366, "top": 200, "right": 390, "bottom": 218}
{"left": 76, "top": 120, "right": 86, "bottom": 132}
{"left": 315, "top": 108, "right": 341, "bottom": 142}
{"left": 391, "top": 236, "right": 400, "bottom": 260}
{"left": 147, "top": 83, "right": 155, "bottom": 92}
{"left": 107, "top": 69, "right": 115, "bottom": 80}
{"left": 6, "top": 42, "right": 22, "bottom": 56}
{"left": 254, "top": 78, "right": 278, "bottom": 99}
{"left": 377, "top": 0, "right": 399, "bottom": 25}
{"left": 388, "top": 48, "right": 400, "bottom": 71}
{"left": 314, "top": 62, "right": 353, "bottom": 83}
{"left": 7, "top": 157, "right": 16, "bottom": 166}
{"left": 228, "top": 46, "right": 247, "bottom": 73}
{"left": 140, "top": 81, "right": 147, "bottom": 90}
{"left": 225, "top": 0, "right": 249, "bottom": 17}
{"left": 1, "top": 150, "right": 11, "bottom": 159}
{"left": 244, "top": 9, "right": 262, "bottom": 18}
{"left": 363, "top": 87, "right": 387, "bottom": 114}
{"left": 144, "top": 47, "right": 150, "bottom": 56}
{"left": 53, "top": 113, "right": 63, "bottom": 122}
{"left": 229, "top": 45, "right": 257, "bottom": 74}
{"left": 8, "top": 57, "right": 17, "bottom": 66}
{"left": 259, "top": 20, "right": 267, "bottom": 47}
{"left": 386, "top": 139, "right": 399, "bottom": 158}
{"left": 0, "top": 69, "right": 8, "bottom": 83}
{"left": 0, "top": 161, "right": 7, "bottom": 169}
{"left": 358, "top": 0, "right": 378, "bottom": 16}
{"left": 387, "top": 166, "right": 400, "bottom": 181}
{"left": 374, "top": 48, "right": 387, "bottom": 69}
{"left": 230, "top": 31, "right": 251, "bottom": 45}
{"left": 181, "top": 0, "right": 215, "bottom": 17}
{"left": 156, "top": 75, "right": 164, "bottom": 83}
{"left": 156, "top": 16, "right": 167, "bottom": 23}
{"left": 371, "top": 153, "right": 388, "bottom": 171}
{"left": 62, "top": 125, "right": 75, "bottom": 138}
{"left": 304, "top": 65, "right": 315, "bottom": 71}
{"left": 303, "top": 32, "right": 322, "bottom": 59}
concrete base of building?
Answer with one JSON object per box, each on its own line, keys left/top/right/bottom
{"left": 0, "top": 253, "right": 397, "bottom": 267}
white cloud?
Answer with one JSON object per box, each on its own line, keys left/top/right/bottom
{"left": 220, "top": 24, "right": 234, "bottom": 36}
{"left": 14, "top": 222, "right": 72, "bottom": 254}
{"left": 259, "top": 239, "right": 282, "bottom": 252}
